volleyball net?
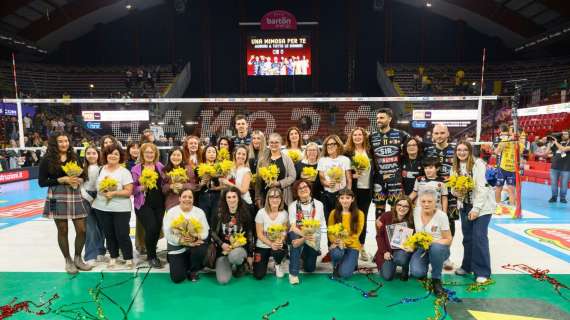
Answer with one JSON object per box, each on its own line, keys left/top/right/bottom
{"left": 3, "top": 94, "right": 529, "bottom": 218}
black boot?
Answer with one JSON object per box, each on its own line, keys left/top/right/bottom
{"left": 549, "top": 196, "right": 557, "bottom": 203}
{"left": 400, "top": 269, "right": 409, "bottom": 281}
{"left": 149, "top": 257, "right": 163, "bottom": 269}
{"left": 332, "top": 265, "right": 341, "bottom": 279}
{"left": 432, "top": 279, "right": 445, "bottom": 297}
{"left": 233, "top": 262, "right": 247, "bottom": 278}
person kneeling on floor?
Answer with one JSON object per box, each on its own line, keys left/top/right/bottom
{"left": 211, "top": 187, "right": 255, "bottom": 284}
{"left": 253, "top": 188, "right": 289, "bottom": 280}
{"left": 163, "top": 189, "right": 209, "bottom": 283}
{"left": 409, "top": 189, "right": 453, "bottom": 296}
{"left": 328, "top": 189, "right": 365, "bottom": 279}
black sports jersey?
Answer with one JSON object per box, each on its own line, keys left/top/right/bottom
{"left": 423, "top": 142, "right": 456, "bottom": 178}
{"left": 401, "top": 157, "right": 423, "bottom": 196}
{"left": 369, "top": 128, "right": 411, "bottom": 198}
{"left": 424, "top": 142, "right": 459, "bottom": 220}
{"left": 232, "top": 133, "right": 252, "bottom": 147}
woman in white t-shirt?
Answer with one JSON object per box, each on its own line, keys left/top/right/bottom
{"left": 163, "top": 189, "right": 209, "bottom": 283}
{"left": 287, "top": 179, "right": 326, "bottom": 285}
{"left": 92, "top": 145, "right": 134, "bottom": 269}
{"left": 318, "top": 134, "right": 352, "bottom": 221}
{"left": 220, "top": 145, "right": 253, "bottom": 207}
{"left": 409, "top": 189, "right": 452, "bottom": 297}
{"left": 81, "top": 144, "right": 107, "bottom": 265}
{"left": 344, "top": 127, "right": 373, "bottom": 261}
{"left": 253, "top": 188, "right": 289, "bottom": 280}
{"left": 451, "top": 141, "right": 495, "bottom": 284}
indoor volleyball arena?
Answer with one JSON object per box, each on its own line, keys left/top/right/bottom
{"left": 0, "top": 0, "right": 569, "bottom": 319}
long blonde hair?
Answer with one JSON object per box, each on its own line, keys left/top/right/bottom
{"left": 248, "top": 130, "right": 266, "bottom": 161}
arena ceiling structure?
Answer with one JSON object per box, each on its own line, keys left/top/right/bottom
{"left": 0, "top": 0, "right": 568, "bottom": 54}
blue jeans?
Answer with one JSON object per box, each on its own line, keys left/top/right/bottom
{"left": 84, "top": 205, "right": 106, "bottom": 261}
{"left": 460, "top": 204, "right": 491, "bottom": 278}
{"left": 409, "top": 243, "right": 450, "bottom": 280}
{"left": 288, "top": 232, "right": 319, "bottom": 276}
{"left": 550, "top": 169, "right": 569, "bottom": 199}
{"left": 330, "top": 247, "right": 359, "bottom": 279}
{"left": 380, "top": 249, "right": 412, "bottom": 281}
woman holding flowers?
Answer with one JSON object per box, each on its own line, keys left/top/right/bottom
{"left": 39, "top": 132, "right": 92, "bottom": 274}
{"left": 162, "top": 147, "right": 197, "bottom": 210}
{"left": 211, "top": 187, "right": 255, "bottom": 284}
{"left": 217, "top": 136, "right": 234, "bottom": 158}
{"left": 163, "top": 189, "right": 209, "bottom": 283}
{"left": 375, "top": 195, "right": 414, "bottom": 281}
{"left": 284, "top": 126, "right": 304, "bottom": 163}
{"left": 220, "top": 145, "right": 253, "bottom": 210}
{"left": 253, "top": 188, "right": 289, "bottom": 279}
{"left": 409, "top": 189, "right": 452, "bottom": 296}
{"left": 197, "top": 145, "right": 224, "bottom": 225}
{"left": 92, "top": 144, "right": 134, "bottom": 269}
{"left": 81, "top": 144, "right": 107, "bottom": 265}
{"left": 255, "top": 133, "right": 296, "bottom": 207}
{"left": 131, "top": 143, "right": 166, "bottom": 268}
{"left": 287, "top": 179, "right": 327, "bottom": 285}
{"left": 344, "top": 127, "right": 373, "bottom": 261}
{"left": 318, "top": 135, "right": 352, "bottom": 221}
{"left": 248, "top": 130, "right": 266, "bottom": 176}
{"left": 452, "top": 141, "right": 495, "bottom": 284}
{"left": 328, "top": 189, "right": 365, "bottom": 279}
{"left": 295, "top": 142, "right": 322, "bottom": 202}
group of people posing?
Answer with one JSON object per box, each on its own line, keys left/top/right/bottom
{"left": 38, "top": 109, "right": 497, "bottom": 296}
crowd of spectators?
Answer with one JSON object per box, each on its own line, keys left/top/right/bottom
{"left": 0, "top": 110, "right": 89, "bottom": 171}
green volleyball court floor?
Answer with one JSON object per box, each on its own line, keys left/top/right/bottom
{"left": 1, "top": 272, "right": 569, "bottom": 319}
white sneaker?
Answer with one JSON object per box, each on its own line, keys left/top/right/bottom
{"left": 359, "top": 248, "right": 369, "bottom": 261}
{"left": 86, "top": 259, "right": 97, "bottom": 268}
{"left": 108, "top": 258, "right": 117, "bottom": 270}
{"left": 96, "top": 255, "right": 110, "bottom": 263}
{"left": 125, "top": 260, "right": 135, "bottom": 269}
{"left": 476, "top": 276, "right": 489, "bottom": 284}
{"left": 275, "top": 263, "right": 285, "bottom": 278}
{"left": 289, "top": 274, "right": 300, "bottom": 285}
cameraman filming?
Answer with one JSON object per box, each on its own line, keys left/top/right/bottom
{"left": 547, "top": 130, "right": 570, "bottom": 203}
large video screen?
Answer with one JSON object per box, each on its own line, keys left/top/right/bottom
{"left": 246, "top": 35, "right": 311, "bottom": 76}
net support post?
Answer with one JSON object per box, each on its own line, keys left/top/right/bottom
{"left": 16, "top": 99, "right": 25, "bottom": 149}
